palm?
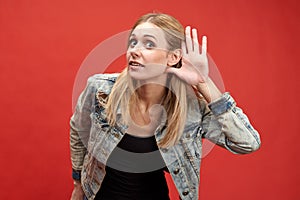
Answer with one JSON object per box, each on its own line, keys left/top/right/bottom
{"left": 167, "top": 26, "right": 209, "bottom": 85}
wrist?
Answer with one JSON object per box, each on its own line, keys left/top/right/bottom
{"left": 196, "top": 78, "right": 222, "bottom": 103}
{"left": 73, "top": 179, "right": 81, "bottom": 186}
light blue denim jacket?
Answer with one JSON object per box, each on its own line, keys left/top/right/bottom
{"left": 70, "top": 73, "right": 261, "bottom": 200}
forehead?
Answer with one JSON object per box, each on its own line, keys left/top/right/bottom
{"left": 131, "top": 22, "right": 164, "bottom": 38}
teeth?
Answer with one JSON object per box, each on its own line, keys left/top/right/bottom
{"left": 130, "top": 61, "right": 141, "bottom": 66}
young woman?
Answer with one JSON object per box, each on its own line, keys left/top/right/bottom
{"left": 70, "top": 13, "right": 261, "bottom": 200}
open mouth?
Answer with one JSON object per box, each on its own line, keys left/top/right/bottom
{"left": 129, "top": 61, "right": 145, "bottom": 68}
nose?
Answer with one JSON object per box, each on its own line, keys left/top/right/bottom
{"left": 128, "top": 43, "right": 142, "bottom": 58}
{"left": 129, "top": 49, "right": 140, "bottom": 58}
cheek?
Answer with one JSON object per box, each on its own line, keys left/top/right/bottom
{"left": 126, "top": 51, "right": 130, "bottom": 61}
{"left": 144, "top": 52, "right": 168, "bottom": 73}
{"left": 144, "top": 51, "right": 168, "bottom": 64}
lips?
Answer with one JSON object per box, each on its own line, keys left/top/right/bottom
{"left": 129, "top": 61, "right": 145, "bottom": 68}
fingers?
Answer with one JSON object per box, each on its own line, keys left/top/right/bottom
{"left": 185, "top": 26, "right": 193, "bottom": 53}
{"left": 192, "top": 28, "right": 199, "bottom": 53}
{"left": 184, "top": 26, "right": 207, "bottom": 55}
{"left": 202, "top": 35, "right": 207, "bottom": 55}
{"left": 181, "top": 40, "right": 187, "bottom": 56}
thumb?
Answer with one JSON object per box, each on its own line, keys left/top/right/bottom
{"left": 165, "top": 66, "right": 180, "bottom": 75}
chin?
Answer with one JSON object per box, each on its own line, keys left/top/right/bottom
{"left": 128, "top": 70, "right": 148, "bottom": 80}
{"left": 129, "top": 71, "right": 168, "bottom": 85}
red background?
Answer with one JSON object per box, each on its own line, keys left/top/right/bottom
{"left": 0, "top": 0, "right": 299, "bottom": 199}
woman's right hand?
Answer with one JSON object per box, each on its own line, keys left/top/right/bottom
{"left": 70, "top": 180, "right": 85, "bottom": 200}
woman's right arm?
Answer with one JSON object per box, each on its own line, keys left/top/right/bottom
{"left": 70, "top": 73, "right": 117, "bottom": 199}
{"left": 70, "top": 76, "right": 98, "bottom": 199}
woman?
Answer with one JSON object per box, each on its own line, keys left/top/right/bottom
{"left": 70, "top": 13, "right": 261, "bottom": 200}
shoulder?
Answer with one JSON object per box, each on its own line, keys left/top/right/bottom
{"left": 87, "top": 73, "right": 120, "bottom": 95}
{"left": 87, "top": 73, "right": 119, "bottom": 83}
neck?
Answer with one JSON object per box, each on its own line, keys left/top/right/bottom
{"left": 136, "top": 76, "right": 168, "bottom": 111}
{"left": 138, "top": 84, "right": 166, "bottom": 104}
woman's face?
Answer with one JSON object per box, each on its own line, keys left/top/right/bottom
{"left": 126, "top": 22, "right": 170, "bottom": 81}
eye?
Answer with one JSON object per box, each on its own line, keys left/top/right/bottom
{"left": 128, "top": 39, "right": 137, "bottom": 47}
{"left": 145, "top": 40, "right": 155, "bottom": 49}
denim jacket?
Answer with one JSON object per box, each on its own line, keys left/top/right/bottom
{"left": 70, "top": 73, "right": 261, "bottom": 200}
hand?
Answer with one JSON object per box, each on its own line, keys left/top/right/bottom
{"left": 166, "top": 26, "right": 209, "bottom": 85}
{"left": 70, "top": 180, "right": 85, "bottom": 200}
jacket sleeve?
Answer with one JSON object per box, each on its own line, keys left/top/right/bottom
{"left": 70, "top": 76, "right": 98, "bottom": 172}
{"left": 201, "top": 92, "right": 261, "bottom": 154}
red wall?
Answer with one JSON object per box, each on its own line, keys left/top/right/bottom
{"left": 0, "top": 0, "right": 299, "bottom": 199}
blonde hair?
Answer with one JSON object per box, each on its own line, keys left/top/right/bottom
{"left": 105, "top": 13, "right": 188, "bottom": 148}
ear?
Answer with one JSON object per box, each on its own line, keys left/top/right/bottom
{"left": 167, "top": 49, "right": 182, "bottom": 66}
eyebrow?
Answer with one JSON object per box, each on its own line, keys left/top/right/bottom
{"left": 130, "top": 33, "right": 157, "bottom": 41}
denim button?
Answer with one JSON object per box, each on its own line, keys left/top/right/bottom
{"left": 226, "top": 101, "right": 232, "bottom": 110}
{"left": 186, "top": 133, "right": 190, "bottom": 138}
{"left": 173, "top": 168, "right": 180, "bottom": 175}
{"left": 114, "top": 133, "right": 120, "bottom": 139}
{"left": 161, "top": 148, "right": 168, "bottom": 153}
{"left": 182, "top": 190, "right": 189, "bottom": 196}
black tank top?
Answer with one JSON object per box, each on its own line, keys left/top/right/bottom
{"left": 95, "top": 133, "right": 170, "bottom": 200}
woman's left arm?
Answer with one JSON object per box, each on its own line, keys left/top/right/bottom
{"left": 167, "top": 26, "right": 261, "bottom": 154}
{"left": 199, "top": 87, "right": 261, "bottom": 154}
{"left": 196, "top": 65, "right": 261, "bottom": 154}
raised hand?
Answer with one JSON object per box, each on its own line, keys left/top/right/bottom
{"left": 166, "top": 26, "right": 209, "bottom": 85}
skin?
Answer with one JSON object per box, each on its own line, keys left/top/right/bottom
{"left": 127, "top": 22, "right": 170, "bottom": 82}
{"left": 126, "top": 23, "right": 221, "bottom": 136}
{"left": 126, "top": 22, "right": 176, "bottom": 136}
{"left": 71, "top": 180, "right": 84, "bottom": 200}
{"left": 71, "top": 22, "right": 222, "bottom": 200}
{"left": 166, "top": 26, "right": 222, "bottom": 102}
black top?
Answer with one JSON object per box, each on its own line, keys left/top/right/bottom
{"left": 95, "top": 133, "right": 170, "bottom": 200}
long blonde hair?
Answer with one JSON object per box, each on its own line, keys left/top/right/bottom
{"left": 105, "top": 13, "right": 188, "bottom": 148}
